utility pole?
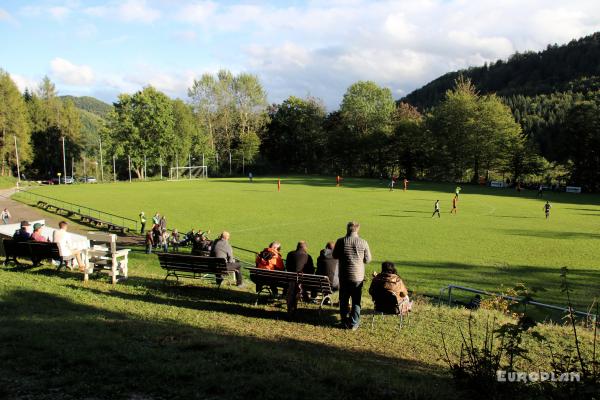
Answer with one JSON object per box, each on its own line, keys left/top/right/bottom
{"left": 128, "top": 155, "right": 132, "bottom": 182}
{"left": 13, "top": 135, "right": 20, "bottom": 184}
{"left": 189, "top": 153, "right": 192, "bottom": 180}
{"left": 113, "top": 155, "right": 116, "bottom": 182}
{"left": 83, "top": 157, "right": 86, "bottom": 182}
{"left": 71, "top": 157, "right": 74, "bottom": 178}
{"left": 176, "top": 152, "right": 179, "bottom": 180}
{"left": 99, "top": 136, "right": 104, "bottom": 182}
{"left": 144, "top": 154, "right": 147, "bottom": 180}
{"left": 242, "top": 152, "right": 245, "bottom": 175}
{"left": 229, "top": 150, "right": 232, "bottom": 175}
{"left": 159, "top": 155, "right": 163, "bottom": 180}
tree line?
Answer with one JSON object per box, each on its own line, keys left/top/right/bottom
{"left": 1, "top": 67, "right": 599, "bottom": 190}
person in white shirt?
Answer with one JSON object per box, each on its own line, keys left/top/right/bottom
{"left": 1, "top": 208, "right": 11, "bottom": 224}
{"left": 52, "top": 221, "right": 85, "bottom": 271}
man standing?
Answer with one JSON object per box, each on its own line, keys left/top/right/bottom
{"left": 537, "top": 184, "right": 544, "bottom": 198}
{"left": 403, "top": 178, "right": 409, "bottom": 192}
{"left": 432, "top": 200, "right": 441, "bottom": 218}
{"left": 450, "top": 196, "right": 457, "bottom": 215}
{"left": 211, "top": 231, "right": 243, "bottom": 286}
{"left": 139, "top": 211, "right": 146, "bottom": 234}
{"left": 455, "top": 186, "right": 462, "bottom": 199}
{"left": 152, "top": 212, "right": 160, "bottom": 226}
{"left": 248, "top": 172, "right": 253, "bottom": 182}
{"left": 333, "top": 221, "right": 371, "bottom": 330}
{"left": 543, "top": 201, "right": 552, "bottom": 219}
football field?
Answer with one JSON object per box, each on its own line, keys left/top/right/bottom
{"left": 24, "top": 176, "right": 600, "bottom": 308}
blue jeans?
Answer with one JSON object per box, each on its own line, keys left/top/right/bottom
{"left": 339, "top": 280, "right": 363, "bottom": 328}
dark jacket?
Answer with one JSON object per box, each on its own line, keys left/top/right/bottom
{"left": 211, "top": 238, "right": 234, "bottom": 263}
{"left": 285, "top": 249, "right": 314, "bottom": 274}
{"left": 13, "top": 229, "right": 31, "bottom": 242}
{"left": 316, "top": 251, "right": 339, "bottom": 290}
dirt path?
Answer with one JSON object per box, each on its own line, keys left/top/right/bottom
{"left": 0, "top": 187, "right": 144, "bottom": 246}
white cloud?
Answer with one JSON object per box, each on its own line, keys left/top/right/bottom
{"left": 49, "top": 6, "right": 70, "bottom": 20}
{"left": 0, "top": 8, "right": 14, "bottom": 23}
{"left": 11, "top": 74, "right": 38, "bottom": 93}
{"left": 50, "top": 58, "right": 95, "bottom": 86}
{"left": 172, "top": 30, "right": 197, "bottom": 41}
{"left": 177, "top": 1, "right": 217, "bottom": 23}
{"left": 84, "top": 0, "right": 160, "bottom": 23}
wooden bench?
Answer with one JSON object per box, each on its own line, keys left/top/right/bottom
{"left": 85, "top": 232, "right": 130, "bottom": 284}
{"left": 2, "top": 239, "right": 73, "bottom": 269}
{"left": 106, "top": 223, "right": 128, "bottom": 233}
{"left": 36, "top": 201, "right": 48, "bottom": 209}
{"left": 157, "top": 253, "right": 230, "bottom": 287}
{"left": 246, "top": 267, "right": 333, "bottom": 312}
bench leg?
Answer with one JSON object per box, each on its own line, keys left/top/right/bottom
{"left": 164, "top": 272, "right": 179, "bottom": 284}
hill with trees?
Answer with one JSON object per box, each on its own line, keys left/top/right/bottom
{"left": 59, "top": 95, "right": 112, "bottom": 118}
{"left": 402, "top": 32, "right": 600, "bottom": 109}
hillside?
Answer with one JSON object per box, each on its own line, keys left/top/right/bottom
{"left": 60, "top": 95, "right": 112, "bottom": 118}
{"left": 402, "top": 32, "right": 600, "bottom": 109}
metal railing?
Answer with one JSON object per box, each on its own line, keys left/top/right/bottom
{"left": 440, "top": 284, "right": 597, "bottom": 320}
{"left": 13, "top": 189, "right": 138, "bottom": 231}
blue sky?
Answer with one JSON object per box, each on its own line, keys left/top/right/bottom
{"left": 1, "top": 0, "right": 600, "bottom": 108}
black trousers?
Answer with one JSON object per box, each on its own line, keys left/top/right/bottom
{"left": 216, "top": 261, "right": 243, "bottom": 286}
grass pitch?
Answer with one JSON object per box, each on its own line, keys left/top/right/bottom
{"left": 22, "top": 176, "right": 600, "bottom": 310}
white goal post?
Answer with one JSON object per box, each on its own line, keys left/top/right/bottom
{"left": 168, "top": 166, "right": 208, "bottom": 180}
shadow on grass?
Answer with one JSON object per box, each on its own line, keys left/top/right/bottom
{"left": 0, "top": 288, "right": 454, "bottom": 400}
{"left": 502, "top": 229, "right": 600, "bottom": 240}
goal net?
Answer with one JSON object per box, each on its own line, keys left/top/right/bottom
{"left": 168, "top": 166, "right": 208, "bottom": 180}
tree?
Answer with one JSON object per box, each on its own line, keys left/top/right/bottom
{"left": 26, "top": 76, "right": 82, "bottom": 178}
{"left": 262, "top": 96, "right": 326, "bottom": 172}
{"left": 392, "top": 102, "right": 431, "bottom": 179}
{"left": 0, "top": 69, "right": 31, "bottom": 176}
{"left": 106, "top": 86, "right": 174, "bottom": 179}
{"left": 339, "top": 81, "right": 395, "bottom": 175}
{"left": 562, "top": 100, "right": 600, "bottom": 191}
{"left": 188, "top": 69, "right": 268, "bottom": 173}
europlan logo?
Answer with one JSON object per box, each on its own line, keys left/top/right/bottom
{"left": 497, "top": 371, "right": 581, "bottom": 383}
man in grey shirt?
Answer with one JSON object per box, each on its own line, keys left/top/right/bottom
{"left": 210, "top": 231, "right": 243, "bottom": 286}
{"left": 333, "top": 221, "right": 371, "bottom": 330}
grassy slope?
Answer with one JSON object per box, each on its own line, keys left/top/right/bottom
{"left": 19, "top": 176, "right": 600, "bottom": 309}
{"left": 1, "top": 256, "right": 596, "bottom": 400}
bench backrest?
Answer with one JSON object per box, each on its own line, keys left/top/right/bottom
{"left": 88, "top": 231, "right": 117, "bottom": 253}
{"left": 3, "top": 239, "right": 61, "bottom": 259}
{"left": 246, "top": 267, "right": 332, "bottom": 294}
{"left": 157, "top": 253, "right": 228, "bottom": 273}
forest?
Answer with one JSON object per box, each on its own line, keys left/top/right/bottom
{"left": 1, "top": 33, "right": 600, "bottom": 190}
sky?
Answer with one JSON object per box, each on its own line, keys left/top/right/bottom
{"left": 1, "top": 0, "right": 600, "bottom": 109}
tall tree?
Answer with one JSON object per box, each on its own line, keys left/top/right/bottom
{"left": 106, "top": 86, "right": 174, "bottom": 178}
{"left": 0, "top": 69, "right": 31, "bottom": 176}
{"left": 339, "top": 81, "right": 395, "bottom": 175}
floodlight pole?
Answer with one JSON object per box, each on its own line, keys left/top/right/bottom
{"left": 13, "top": 134, "right": 21, "bottom": 184}
{"left": 99, "top": 136, "right": 104, "bottom": 182}
{"left": 83, "top": 157, "right": 87, "bottom": 182}
{"left": 189, "top": 153, "right": 192, "bottom": 180}
{"left": 113, "top": 155, "right": 116, "bottom": 182}
{"left": 176, "top": 152, "right": 179, "bottom": 180}
{"left": 159, "top": 155, "right": 163, "bottom": 180}
{"left": 229, "top": 150, "right": 232, "bottom": 175}
{"left": 144, "top": 154, "right": 147, "bottom": 180}
{"left": 61, "top": 136, "right": 67, "bottom": 181}
{"left": 128, "top": 154, "right": 132, "bottom": 182}
{"left": 71, "top": 157, "right": 74, "bottom": 178}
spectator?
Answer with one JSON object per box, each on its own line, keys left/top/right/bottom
{"left": 152, "top": 224, "right": 161, "bottom": 249}
{"left": 159, "top": 216, "right": 167, "bottom": 233}
{"left": 255, "top": 241, "right": 284, "bottom": 296}
{"left": 52, "top": 221, "right": 85, "bottom": 271}
{"left": 285, "top": 241, "right": 314, "bottom": 274}
{"left": 286, "top": 241, "right": 316, "bottom": 302}
{"left": 368, "top": 261, "right": 410, "bottom": 315}
{"left": 161, "top": 230, "right": 169, "bottom": 252}
{"left": 1, "top": 208, "right": 11, "bottom": 224}
{"left": 152, "top": 212, "right": 160, "bottom": 225}
{"left": 139, "top": 212, "right": 146, "bottom": 234}
{"left": 30, "top": 223, "right": 48, "bottom": 242}
{"left": 170, "top": 229, "right": 180, "bottom": 252}
{"left": 256, "top": 241, "right": 284, "bottom": 271}
{"left": 145, "top": 230, "right": 154, "bottom": 254}
{"left": 13, "top": 221, "right": 31, "bottom": 242}
{"left": 316, "top": 242, "right": 339, "bottom": 292}
{"left": 333, "top": 221, "right": 371, "bottom": 330}
{"left": 210, "top": 231, "right": 243, "bottom": 286}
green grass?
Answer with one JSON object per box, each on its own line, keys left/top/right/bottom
{"left": 17, "top": 176, "right": 600, "bottom": 310}
{"left": 1, "top": 257, "right": 597, "bottom": 399}
{"left": 0, "top": 175, "right": 17, "bottom": 189}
